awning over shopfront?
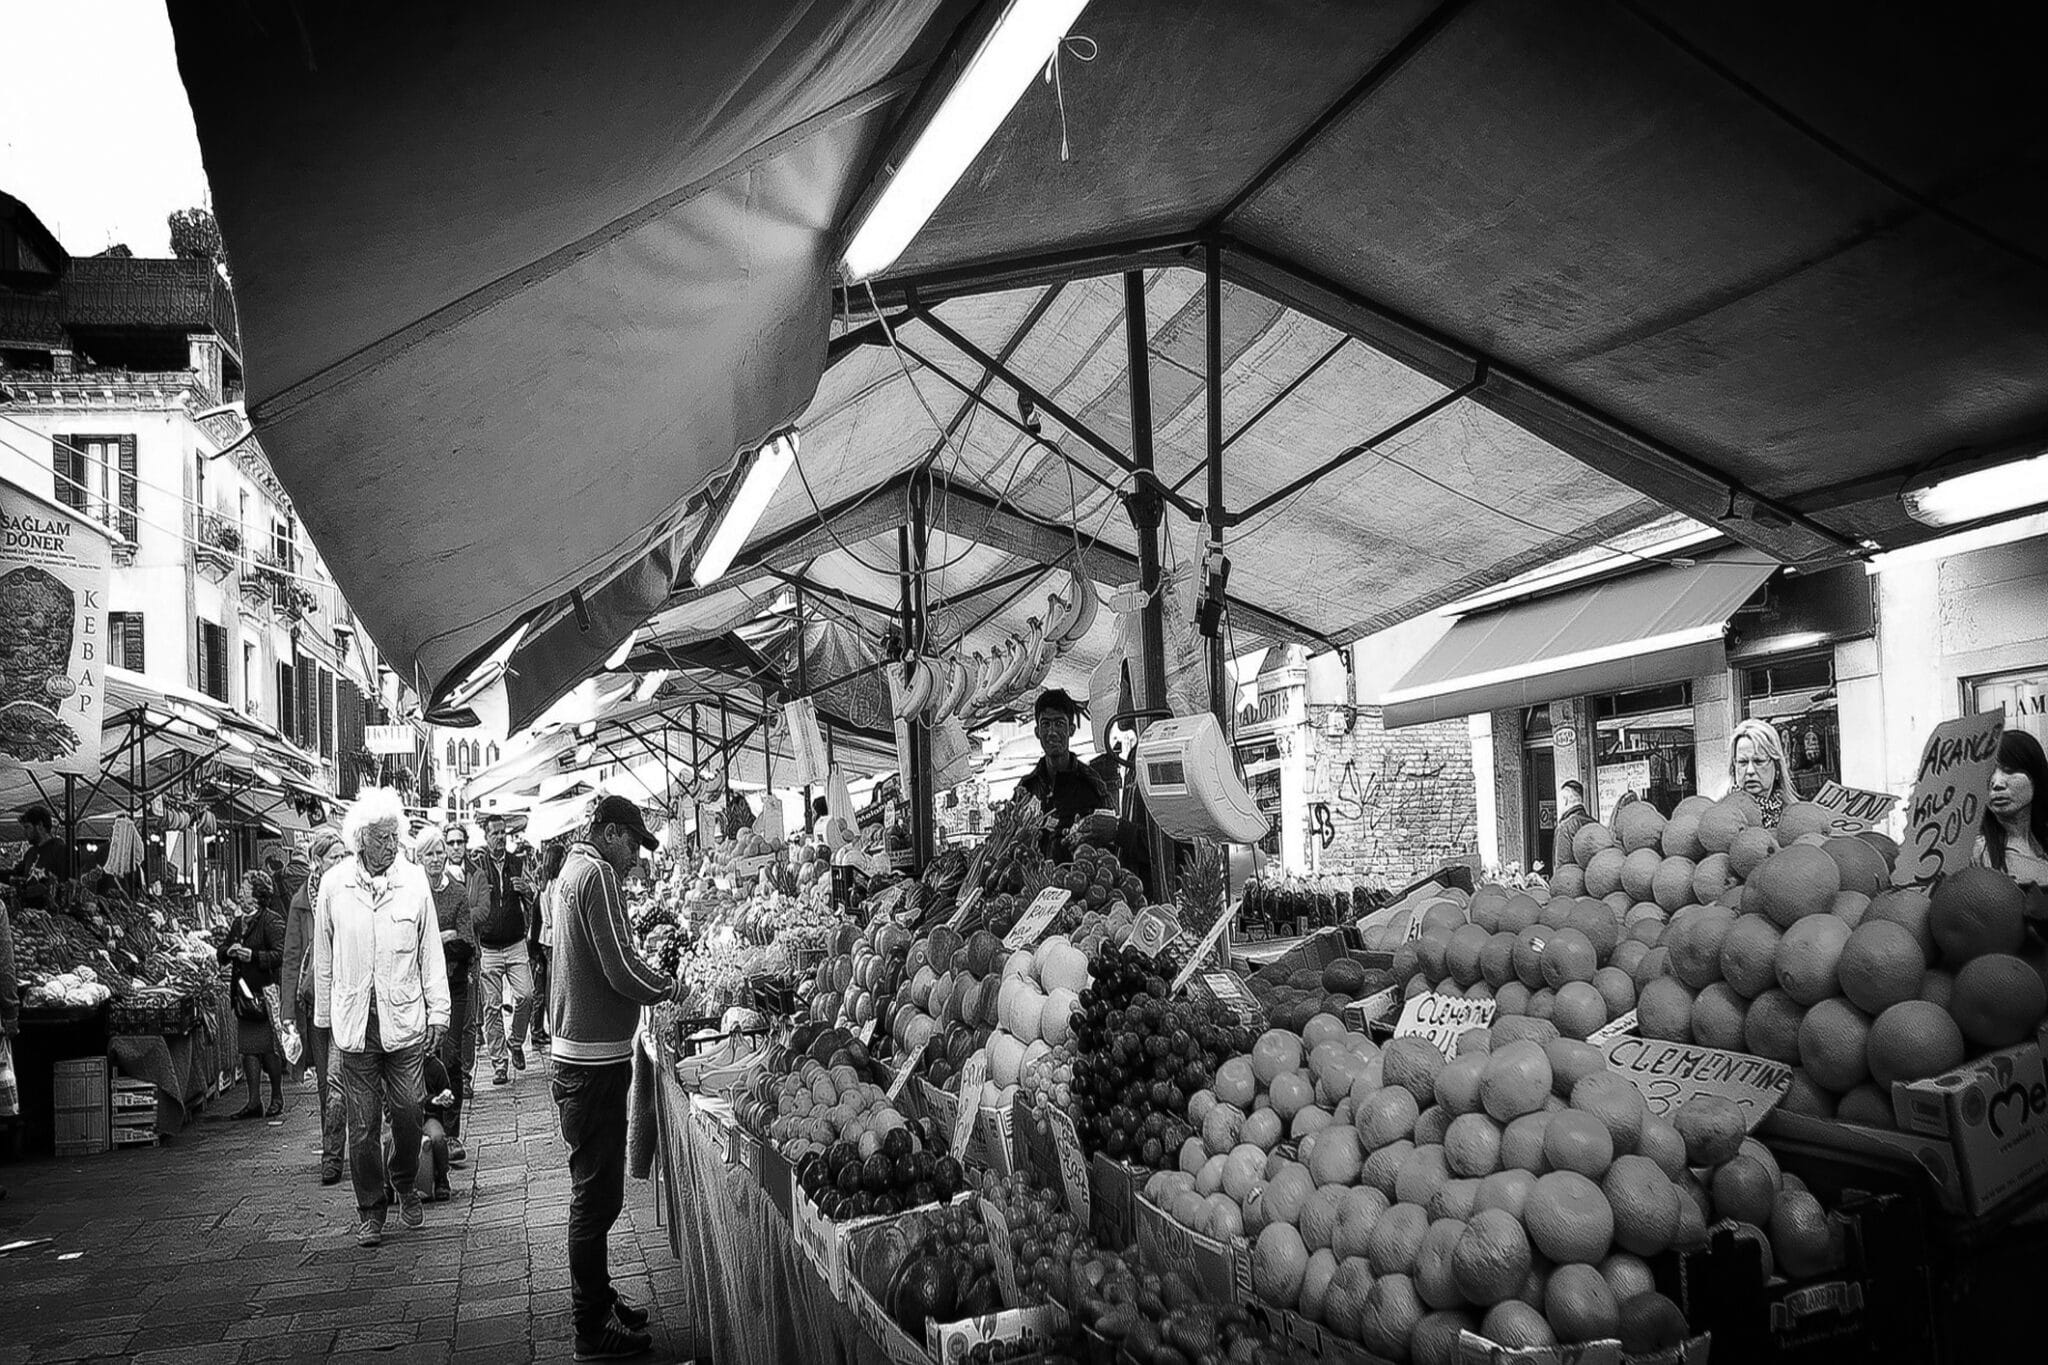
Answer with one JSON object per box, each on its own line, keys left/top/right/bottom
{"left": 1381, "top": 550, "right": 1778, "bottom": 728}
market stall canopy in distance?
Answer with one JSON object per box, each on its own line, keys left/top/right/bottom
{"left": 172, "top": 1, "right": 2048, "bottom": 726}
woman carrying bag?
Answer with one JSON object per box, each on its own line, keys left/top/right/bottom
{"left": 218, "top": 869, "right": 287, "bottom": 1119}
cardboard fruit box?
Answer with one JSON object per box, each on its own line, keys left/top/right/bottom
{"left": 1889, "top": 1027, "right": 2048, "bottom": 1216}
{"left": 1132, "top": 1195, "right": 1249, "bottom": 1307}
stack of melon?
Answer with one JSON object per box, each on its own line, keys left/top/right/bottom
{"left": 981, "top": 934, "right": 1091, "bottom": 1105}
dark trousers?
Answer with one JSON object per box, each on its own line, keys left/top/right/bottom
{"left": 298, "top": 1003, "right": 346, "bottom": 1172}
{"left": 553, "top": 1060, "right": 631, "bottom": 1337}
{"left": 338, "top": 1009, "right": 425, "bottom": 1221}
{"left": 530, "top": 947, "right": 551, "bottom": 1040}
{"left": 439, "top": 984, "right": 470, "bottom": 1138}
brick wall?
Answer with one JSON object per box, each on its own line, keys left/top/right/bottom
{"left": 1305, "top": 705, "right": 1478, "bottom": 882}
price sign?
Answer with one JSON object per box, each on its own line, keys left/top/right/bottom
{"left": 886, "top": 1038, "right": 932, "bottom": 1104}
{"left": 1045, "top": 1104, "right": 1091, "bottom": 1226}
{"left": 1341, "top": 985, "right": 1403, "bottom": 1032}
{"left": 1894, "top": 712, "right": 2003, "bottom": 886}
{"left": 1812, "top": 781, "right": 1901, "bottom": 837}
{"left": 948, "top": 887, "right": 986, "bottom": 930}
{"left": 1197, "top": 971, "right": 1265, "bottom": 1029}
{"left": 1171, "top": 903, "right": 1238, "bottom": 992}
{"left": 978, "top": 1198, "right": 1023, "bottom": 1306}
{"left": 951, "top": 1052, "right": 988, "bottom": 1160}
{"left": 857, "top": 1018, "right": 878, "bottom": 1048}
{"left": 1601, "top": 1036, "right": 1791, "bottom": 1129}
{"left": 1128, "top": 906, "right": 1181, "bottom": 959}
{"left": 1003, "top": 888, "right": 1071, "bottom": 949}
{"left": 1392, "top": 992, "right": 1497, "bottom": 1058}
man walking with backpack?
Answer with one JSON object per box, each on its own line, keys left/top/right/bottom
{"left": 468, "top": 814, "right": 535, "bottom": 1086}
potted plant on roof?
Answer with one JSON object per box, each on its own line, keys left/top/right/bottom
{"left": 193, "top": 513, "right": 239, "bottom": 580}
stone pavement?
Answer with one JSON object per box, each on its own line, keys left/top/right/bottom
{"left": 0, "top": 1050, "right": 697, "bottom": 1364}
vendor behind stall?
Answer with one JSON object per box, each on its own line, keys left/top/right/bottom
{"left": 1975, "top": 729, "right": 2048, "bottom": 923}
{"left": 8, "top": 806, "right": 73, "bottom": 888}
{"left": 1016, "top": 688, "right": 1112, "bottom": 835}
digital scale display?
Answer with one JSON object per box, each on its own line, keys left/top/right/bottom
{"left": 1145, "top": 757, "right": 1187, "bottom": 790}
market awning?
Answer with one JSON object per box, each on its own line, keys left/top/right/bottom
{"left": 1380, "top": 549, "right": 1778, "bottom": 728}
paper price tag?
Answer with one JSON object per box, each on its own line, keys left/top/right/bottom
{"left": 948, "top": 887, "right": 986, "bottom": 930}
{"left": 1895, "top": 711, "right": 2003, "bottom": 886}
{"left": 1198, "top": 971, "right": 1265, "bottom": 1029}
{"left": 978, "top": 1197, "right": 1024, "bottom": 1307}
{"left": 1003, "top": 888, "right": 1070, "bottom": 950}
{"left": 951, "top": 1052, "right": 988, "bottom": 1160}
{"left": 1586, "top": 1009, "right": 1638, "bottom": 1045}
{"left": 1045, "top": 1104, "right": 1091, "bottom": 1226}
{"left": 857, "top": 1018, "right": 877, "bottom": 1048}
{"left": 886, "top": 1038, "right": 932, "bottom": 1104}
{"left": 1392, "top": 992, "right": 1497, "bottom": 1059}
{"left": 1128, "top": 906, "right": 1181, "bottom": 959}
{"left": 1171, "top": 902, "right": 1238, "bottom": 992}
{"left": 1601, "top": 1036, "right": 1791, "bottom": 1129}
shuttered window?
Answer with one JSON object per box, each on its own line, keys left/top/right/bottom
{"left": 277, "top": 661, "right": 295, "bottom": 742}
{"left": 108, "top": 612, "right": 144, "bottom": 671}
{"left": 197, "top": 620, "right": 227, "bottom": 701}
{"left": 52, "top": 434, "right": 86, "bottom": 511}
{"left": 318, "top": 667, "right": 335, "bottom": 758}
{"left": 335, "top": 678, "right": 367, "bottom": 798}
{"left": 116, "top": 436, "right": 137, "bottom": 542}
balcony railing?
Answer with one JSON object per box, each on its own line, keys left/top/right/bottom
{"left": 191, "top": 513, "right": 239, "bottom": 580}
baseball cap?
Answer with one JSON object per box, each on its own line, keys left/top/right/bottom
{"left": 592, "top": 794, "right": 659, "bottom": 851}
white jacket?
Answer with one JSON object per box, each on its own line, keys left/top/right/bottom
{"left": 314, "top": 854, "right": 450, "bottom": 1052}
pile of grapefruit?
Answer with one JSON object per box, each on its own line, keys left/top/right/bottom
{"left": 1150, "top": 1015, "right": 1731, "bottom": 1362}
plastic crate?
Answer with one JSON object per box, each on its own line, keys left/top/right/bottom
{"left": 110, "top": 1123, "right": 159, "bottom": 1149}
{"left": 111, "top": 1078, "right": 157, "bottom": 1116}
{"left": 54, "top": 1056, "right": 111, "bottom": 1156}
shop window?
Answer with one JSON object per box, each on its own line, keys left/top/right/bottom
{"left": 1742, "top": 652, "right": 1839, "bottom": 799}
{"left": 1970, "top": 668, "right": 2048, "bottom": 748}
{"left": 1592, "top": 681, "right": 1696, "bottom": 820}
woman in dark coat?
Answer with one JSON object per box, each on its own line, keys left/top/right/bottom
{"left": 218, "top": 869, "right": 286, "bottom": 1118}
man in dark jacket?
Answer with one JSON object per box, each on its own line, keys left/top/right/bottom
{"left": 466, "top": 814, "right": 535, "bottom": 1087}
{"left": 1015, "top": 689, "right": 1112, "bottom": 834}
{"left": 1552, "top": 779, "right": 1593, "bottom": 873}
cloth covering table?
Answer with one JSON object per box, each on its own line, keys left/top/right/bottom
{"left": 108, "top": 990, "right": 233, "bottom": 1134}
{"left": 653, "top": 1063, "right": 891, "bottom": 1365}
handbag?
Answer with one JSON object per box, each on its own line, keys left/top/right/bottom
{"left": 233, "top": 975, "right": 267, "bottom": 1022}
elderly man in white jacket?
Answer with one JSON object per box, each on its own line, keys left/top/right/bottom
{"left": 316, "top": 787, "right": 449, "bottom": 1248}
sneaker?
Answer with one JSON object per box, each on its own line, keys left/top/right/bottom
{"left": 356, "top": 1218, "right": 383, "bottom": 1248}
{"left": 510, "top": 1045, "right": 527, "bottom": 1072}
{"left": 433, "top": 1180, "right": 452, "bottom": 1203}
{"left": 573, "top": 1324, "right": 653, "bottom": 1361}
{"left": 612, "top": 1298, "right": 650, "bottom": 1331}
{"left": 493, "top": 1065, "right": 509, "bottom": 1086}
{"left": 398, "top": 1192, "right": 425, "bottom": 1230}
{"left": 448, "top": 1141, "right": 468, "bottom": 1165}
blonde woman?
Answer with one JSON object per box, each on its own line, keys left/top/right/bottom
{"left": 414, "top": 826, "right": 475, "bottom": 1156}
{"left": 1727, "top": 718, "right": 1792, "bottom": 829}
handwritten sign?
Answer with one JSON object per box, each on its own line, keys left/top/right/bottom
{"left": 1812, "top": 781, "right": 1900, "bottom": 837}
{"left": 951, "top": 1052, "right": 988, "bottom": 1160}
{"left": 1342, "top": 986, "right": 1404, "bottom": 1032}
{"left": 1393, "top": 993, "right": 1497, "bottom": 1058}
{"left": 978, "top": 1198, "right": 1024, "bottom": 1306}
{"left": 1003, "top": 889, "right": 1071, "bottom": 949}
{"left": 857, "top": 1018, "right": 878, "bottom": 1048}
{"left": 1128, "top": 906, "right": 1181, "bottom": 959}
{"left": 1171, "top": 903, "right": 1239, "bottom": 992}
{"left": 1601, "top": 1036, "right": 1791, "bottom": 1129}
{"left": 1894, "top": 711, "right": 2004, "bottom": 886}
{"left": 1045, "top": 1104, "right": 1092, "bottom": 1226}
{"left": 948, "top": 887, "right": 986, "bottom": 930}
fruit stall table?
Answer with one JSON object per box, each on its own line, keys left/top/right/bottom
{"left": 106, "top": 985, "right": 235, "bottom": 1134}
{"left": 650, "top": 1042, "right": 896, "bottom": 1365}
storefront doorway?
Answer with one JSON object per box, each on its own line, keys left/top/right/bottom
{"left": 1521, "top": 706, "right": 1557, "bottom": 871}
{"left": 1592, "top": 682, "right": 1697, "bottom": 819}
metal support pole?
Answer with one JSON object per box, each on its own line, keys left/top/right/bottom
{"left": 1123, "top": 270, "right": 1178, "bottom": 896}
{"left": 63, "top": 773, "right": 76, "bottom": 867}
{"left": 1204, "top": 243, "right": 1230, "bottom": 725}
{"left": 899, "top": 490, "right": 936, "bottom": 870}
{"left": 795, "top": 579, "right": 813, "bottom": 828}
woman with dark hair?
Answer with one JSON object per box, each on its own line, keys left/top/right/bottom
{"left": 218, "top": 868, "right": 286, "bottom": 1118}
{"left": 1974, "top": 730, "right": 2048, "bottom": 917}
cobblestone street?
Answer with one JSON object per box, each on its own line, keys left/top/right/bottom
{"left": 0, "top": 1054, "right": 696, "bottom": 1364}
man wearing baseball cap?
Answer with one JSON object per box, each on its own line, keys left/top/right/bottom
{"left": 549, "top": 795, "right": 677, "bottom": 1360}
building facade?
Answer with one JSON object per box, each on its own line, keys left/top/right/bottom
{"left": 1, "top": 192, "right": 387, "bottom": 828}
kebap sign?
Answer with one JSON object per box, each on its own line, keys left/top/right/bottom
{"left": 0, "top": 480, "right": 112, "bottom": 779}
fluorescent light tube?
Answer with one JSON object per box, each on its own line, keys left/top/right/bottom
{"left": 841, "top": 0, "right": 1090, "bottom": 281}
{"left": 691, "top": 431, "right": 798, "bottom": 588}
{"left": 634, "top": 669, "right": 672, "bottom": 703}
{"left": 604, "top": 628, "right": 640, "bottom": 671}
{"left": 1903, "top": 449, "right": 2048, "bottom": 528}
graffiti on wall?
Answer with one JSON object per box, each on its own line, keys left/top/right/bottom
{"left": 1312, "top": 747, "right": 1450, "bottom": 835}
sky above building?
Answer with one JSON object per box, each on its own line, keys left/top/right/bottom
{"left": 0, "top": 1, "right": 211, "bottom": 257}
